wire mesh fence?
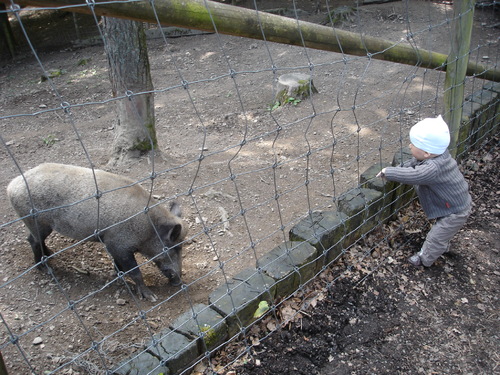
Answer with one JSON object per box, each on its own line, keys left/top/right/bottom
{"left": 0, "top": 1, "right": 498, "bottom": 374}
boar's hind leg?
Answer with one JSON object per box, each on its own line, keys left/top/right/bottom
{"left": 26, "top": 224, "right": 53, "bottom": 267}
{"left": 110, "top": 249, "right": 158, "bottom": 302}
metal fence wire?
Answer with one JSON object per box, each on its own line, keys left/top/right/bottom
{"left": 0, "top": 1, "right": 498, "bottom": 374}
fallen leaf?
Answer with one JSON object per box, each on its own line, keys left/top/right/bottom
{"left": 253, "top": 300, "right": 270, "bottom": 318}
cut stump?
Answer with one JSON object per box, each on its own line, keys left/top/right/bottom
{"left": 275, "top": 73, "right": 318, "bottom": 105}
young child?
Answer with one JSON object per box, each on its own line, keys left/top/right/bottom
{"left": 377, "top": 115, "right": 472, "bottom": 267}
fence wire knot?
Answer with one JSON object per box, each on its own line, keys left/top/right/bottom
{"left": 61, "top": 101, "right": 71, "bottom": 113}
{"left": 125, "top": 90, "right": 134, "bottom": 100}
{"left": 29, "top": 207, "right": 39, "bottom": 218}
{"left": 159, "top": 358, "right": 168, "bottom": 367}
{"left": 91, "top": 341, "right": 100, "bottom": 352}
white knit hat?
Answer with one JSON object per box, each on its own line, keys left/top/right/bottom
{"left": 409, "top": 115, "right": 450, "bottom": 155}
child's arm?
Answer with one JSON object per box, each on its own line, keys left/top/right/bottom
{"left": 376, "top": 157, "right": 415, "bottom": 178}
{"left": 378, "top": 162, "right": 439, "bottom": 185}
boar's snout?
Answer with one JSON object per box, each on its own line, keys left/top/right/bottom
{"left": 157, "top": 248, "right": 183, "bottom": 287}
{"left": 163, "top": 268, "right": 182, "bottom": 286}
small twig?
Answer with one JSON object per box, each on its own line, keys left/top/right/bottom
{"left": 71, "top": 265, "right": 90, "bottom": 275}
{"left": 260, "top": 176, "right": 271, "bottom": 185}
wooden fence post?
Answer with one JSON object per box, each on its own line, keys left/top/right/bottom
{"left": 443, "top": 0, "right": 476, "bottom": 156}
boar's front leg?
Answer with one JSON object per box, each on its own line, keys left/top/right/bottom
{"left": 25, "top": 223, "right": 53, "bottom": 269}
{"left": 108, "top": 248, "right": 158, "bottom": 302}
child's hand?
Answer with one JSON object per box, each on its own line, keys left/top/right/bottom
{"left": 376, "top": 168, "right": 387, "bottom": 178}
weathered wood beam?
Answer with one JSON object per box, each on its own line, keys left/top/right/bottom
{"left": 7, "top": 0, "right": 500, "bottom": 82}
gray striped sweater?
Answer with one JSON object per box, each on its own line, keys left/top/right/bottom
{"left": 383, "top": 150, "right": 472, "bottom": 219}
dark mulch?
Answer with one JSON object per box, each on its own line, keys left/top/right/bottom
{"left": 210, "top": 137, "right": 499, "bottom": 375}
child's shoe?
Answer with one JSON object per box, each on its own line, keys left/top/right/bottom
{"left": 408, "top": 254, "right": 422, "bottom": 267}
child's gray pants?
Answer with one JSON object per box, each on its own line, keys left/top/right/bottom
{"left": 419, "top": 207, "right": 471, "bottom": 267}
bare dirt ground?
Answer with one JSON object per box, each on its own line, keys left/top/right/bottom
{"left": 0, "top": 1, "right": 498, "bottom": 374}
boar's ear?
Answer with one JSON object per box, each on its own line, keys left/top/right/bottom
{"left": 160, "top": 223, "right": 183, "bottom": 243}
{"left": 170, "top": 202, "right": 182, "bottom": 218}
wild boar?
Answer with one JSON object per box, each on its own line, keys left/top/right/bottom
{"left": 7, "top": 163, "right": 187, "bottom": 302}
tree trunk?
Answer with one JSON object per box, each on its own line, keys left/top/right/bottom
{"left": 0, "top": 3, "right": 16, "bottom": 59}
{"left": 103, "top": 17, "right": 157, "bottom": 164}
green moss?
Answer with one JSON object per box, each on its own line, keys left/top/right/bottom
{"left": 271, "top": 78, "right": 318, "bottom": 110}
{"left": 294, "top": 81, "right": 318, "bottom": 98}
{"left": 172, "top": 0, "right": 217, "bottom": 31}
{"left": 131, "top": 114, "right": 158, "bottom": 152}
{"left": 199, "top": 324, "right": 219, "bottom": 348}
{"left": 131, "top": 137, "right": 156, "bottom": 152}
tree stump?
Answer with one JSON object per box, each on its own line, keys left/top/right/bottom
{"left": 275, "top": 73, "right": 318, "bottom": 106}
